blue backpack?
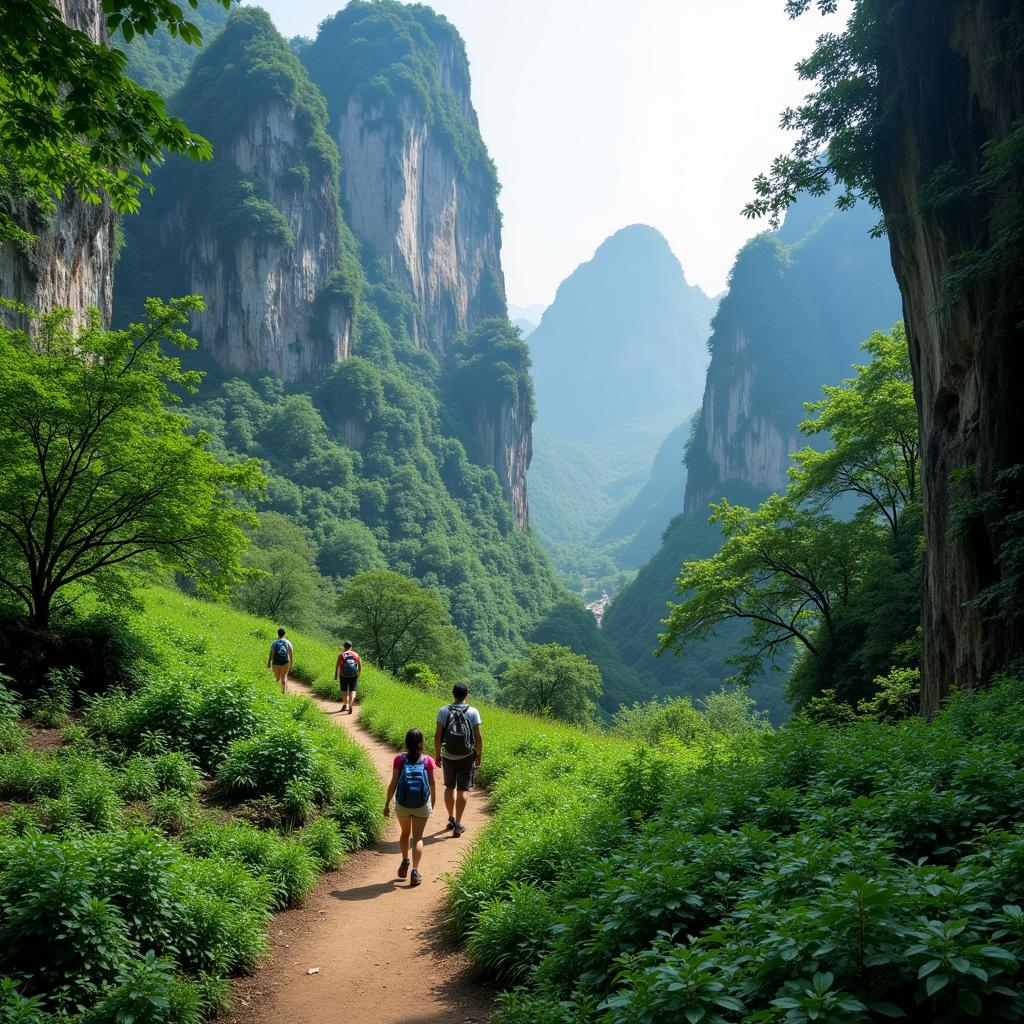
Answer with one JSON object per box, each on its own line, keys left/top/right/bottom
{"left": 396, "top": 756, "right": 430, "bottom": 808}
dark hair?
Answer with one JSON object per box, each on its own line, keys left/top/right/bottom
{"left": 343, "top": 640, "right": 352, "bottom": 649}
{"left": 453, "top": 683, "right": 469, "bottom": 701}
{"left": 405, "top": 728, "right": 424, "bottom": 763}
{"left": 277, "top": 628, "right": 286, "bottom": 637}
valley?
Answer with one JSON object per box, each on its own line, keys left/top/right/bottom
{"left": 1, "top": 0, "right": 1024, "bottom": 1022}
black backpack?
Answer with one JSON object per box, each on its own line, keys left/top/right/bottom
{"left": 340, "top": 651, "right": 360, "bottom": 679}
{"left": 271, "top": 638, "right": 290, "bottom": 665}
{"left": 442, "top": 704, "right": 475, "bottom": 757}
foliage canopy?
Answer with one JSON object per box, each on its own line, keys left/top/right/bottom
{"left": 0, "top": 297, "right": 261, "bottom": 627}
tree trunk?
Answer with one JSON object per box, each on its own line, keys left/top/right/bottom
{"left": 872, "top": 1, "right": 1024, "bottom": 716}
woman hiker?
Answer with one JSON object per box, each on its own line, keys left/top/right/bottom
{"left": 383, "top": 728, "right": 437, "bottom": 887}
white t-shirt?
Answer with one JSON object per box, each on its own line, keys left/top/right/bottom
{"left": 436, "top": 703, "right": 481, "bottom": 759}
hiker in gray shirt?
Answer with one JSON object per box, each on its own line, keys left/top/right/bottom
{"left": 433, "top": 683, "right": 482, "bottom": 837}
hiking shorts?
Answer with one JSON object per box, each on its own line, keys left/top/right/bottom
{"left": 395, "top": 800, "right": 432, "bottom": 820}
{"left": 271, "top": 663, "right": 289, "bottom": 681}
{"left": 340, "top": 677, "right": 358, "bottom": 693}
{"left": 442, "top": 755, "right": 475, "bottom": 791}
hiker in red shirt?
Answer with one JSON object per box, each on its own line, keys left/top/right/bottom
{"left": 335, "top": 640, "right": 362, "bottom": 713}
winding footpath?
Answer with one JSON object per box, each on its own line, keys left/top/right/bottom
{"left": 223, "top": 682, "right": 495, "bottom": 1024}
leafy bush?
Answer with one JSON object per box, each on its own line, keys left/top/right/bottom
{"left": 30, "top": 666, "right": 79, "bottom": 728}
{"left": 442, "top": 676, "right": 1024, "bottom": 1023}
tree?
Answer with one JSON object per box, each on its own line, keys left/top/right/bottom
{"left": 498, "top": 643, "right": 602, "bottom": 726}
{"left": 232, "top": 512, "right": 333, "bottom": 628}
{"left": 336, "top": 570, "right": 469, "bottom": 678}
{"left": 659, "top": 495, "right": 885, "bottom": 683}
{"left": 0, "top": 0, "right": 231, "bottom": 244}
{"left": 0, "top": 297, "right": 261, "bottom": 628}
{"left": 790, "top": 325, "right": 919, "bottom": 537}
{"left": 746, "top": 0, "right": 1024, "bottom": 713}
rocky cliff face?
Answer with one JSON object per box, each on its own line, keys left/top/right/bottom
{"left": 471, "top": 395, "right": 531, "bottom": 529}
{"left": 684, "top": 198, "right": 902, "bottom": 516}
{"left": 335, "top": 93, "right": 505, "bottom": 353}
{"left": 114, "top": 9, "right": 355, "bottom": 382}
{"left": 178, "top": 104, "right": 350, "bottom": 381}
{"left": 0, "top": 0, "right": 116, "bottom": 324}
{"left": 872, "top": 1, "right": 1024, "bottom": 713}
{"left": 303, "top": 1, "right": 506, "bottom": 357}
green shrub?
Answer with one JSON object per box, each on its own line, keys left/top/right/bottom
{"left": 116, "top": 755, "right": 160, "bottom": 801}
{"left": 91, "top": 952, "right": 201, "bottom": 1024}
{"left": 148, "top": 791, "right": 197, "bottom": 835}
{"left": 466, "top": 880, "right": 557, "bottom": 982}
{"left": 300, "top": 816, "right": 347, "bottom": 870}
{"left": 30, "top": 666, "right": 78, "bottom": 728}
{"left": 218, "top": 723, "right": 330, "bottom": 803}
{"left": 0, "top": 978, "right": 47, "bottom": 1024}
{"left": 151, "top": 752, "right": 202, "bottom": 796}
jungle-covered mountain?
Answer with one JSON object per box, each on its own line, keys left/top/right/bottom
{"left": 112, "top": 3, "right": 632, "bottom": 695}
{"left": 603, "top": 195, "right": 903, "bottom": 718}
{"left": 528, "top": 225, "right": 716, "bottom": 594}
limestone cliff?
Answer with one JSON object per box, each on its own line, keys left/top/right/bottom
{"left": 0, "top": 0, "right": 115, "bottom": 324}
{"left": 870, "top": 1, "right": 1024, "bottom": 713}
{"left": 471, "top": 394, "right": 531, "bottom": 530}
{"left": 115, "top": 9, "right": 357, "bottom": 381}
{"left": 684, "top": 198, "right": 902, "bottom": 516}
{"left": 303, "top": 1, "right": 506, "bottom": 355}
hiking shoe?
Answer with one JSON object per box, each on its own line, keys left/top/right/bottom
{"left": 452, "top": 822, "right": 466, "bottom": 838}
{"left": 410, "top": 869, "right": 422, "bottom": 887}
{"left": 341, "top": 703, "right": 348, "bottom": 712}
{"left": 446, "top": 816, "right": 456, "bottom": 831}
{"left": 398, "top": 858, "right": 410, "bottom": 879}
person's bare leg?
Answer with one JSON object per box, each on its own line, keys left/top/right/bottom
{"left": 443, "top": 785, "right": 455, "bottom": 821}
{"left": 410, "top": 816, "right": 427, "bottom": 871}
{"left": 399, "top": 817, "right": 411, "bottom": 860}
{"left": 455, "top": 789, "right": 468, "bottom": 824}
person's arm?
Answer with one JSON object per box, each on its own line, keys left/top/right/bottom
{"left": 288, "top": 642, "right": 294, "bottom": 666}
{"left": 267, "top": 646, "right": 273, "bottom": 669}
{"left": 383, "top": 763, "right": 400, "bottom": 817}
{"left": 473, "top": 725, "right": 483, "bottom": 767}
{"left": 433, "top": 721, "right": 444, "bottom": 763}
{"left": 334, "top": 653, "right": 342, "bottom": 680}
{"left": 428, "top": 760, "right": 437, "bottom": 807}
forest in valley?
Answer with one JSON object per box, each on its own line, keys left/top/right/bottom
{"left": 0, "top": 0, "right": 1023, "bottom": 1022}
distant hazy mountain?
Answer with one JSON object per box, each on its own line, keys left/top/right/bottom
{"left": 512, "top": 317, "right": 537, "bottom": 337}
{"left": 530, "top": 224, "right": 716, "bottom": 441}
{"left": 508, "top": 302, "right": 547, "bottom": 324}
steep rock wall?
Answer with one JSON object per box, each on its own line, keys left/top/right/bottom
{"left": 471, "top": 395, "right": 531, "bottom": 529}
{"left": 0, "top": 0, "right": 115, "bottom": 323}
{"left": 180, "top": 104, "right": 350, "bottom": 380}
{"left": 114, "top": 9, "right": 354, "bottom": 382}
{"left": 336, "top": 94, "right": 504, "bottom": 352}
{"left": 684, "top": 200, "right": 902, "bottom": 516}
{"left": 872, "top": 1, "right": 1024, "bottom": 713}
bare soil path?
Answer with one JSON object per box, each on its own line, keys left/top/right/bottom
{"left": 222, "top": 681, "right": 495, "bottom": 1024}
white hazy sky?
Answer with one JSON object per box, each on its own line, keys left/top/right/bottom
{"left": 250, "top": 0, "right": 846, "bottom": 308}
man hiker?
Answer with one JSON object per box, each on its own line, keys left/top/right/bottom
{"left": 433, "top": 683, "right": 483, "bottom": 837}
{"left": 267, "top": 628, "right": 293, "bottom": 692}
{"left": 335, "top": 640, "right": 362, "bottom": 714}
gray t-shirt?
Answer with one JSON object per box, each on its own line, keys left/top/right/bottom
{"left": 436, "top": 703, "right": 481, "bottom": 759}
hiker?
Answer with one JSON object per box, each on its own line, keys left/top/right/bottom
{"left": 334, "top": 640, "right": 362, "bottom": 713}
{"left": 267, "top": 628, "right": 293, "bottom": 692}
{"left": 433, "top": 683, "right": 482, "bottom": 838}
{"left": 383, "top": 728, "right": 437, "bottom": 887}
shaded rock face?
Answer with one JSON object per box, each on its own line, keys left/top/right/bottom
{"left": 180, "top": 104, "right": 350, "bottom": 381}
{"left": 684, "top": 200, "right": 902, "bottom": 517}
{"left": 0, "top": 0, "right": 115, "bottom": 324}
{"left": 471, "top": 396, "right": 531, "bottom": 529}
{"left": 336, "top": 92, "right": 505, "bottom": 354}
{"left": 872, "top": 1, "right": 1024, "bottom": 713}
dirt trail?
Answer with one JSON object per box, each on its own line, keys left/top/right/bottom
{"left": 223, "top": 682, "right": 495, "bottom": 1024}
